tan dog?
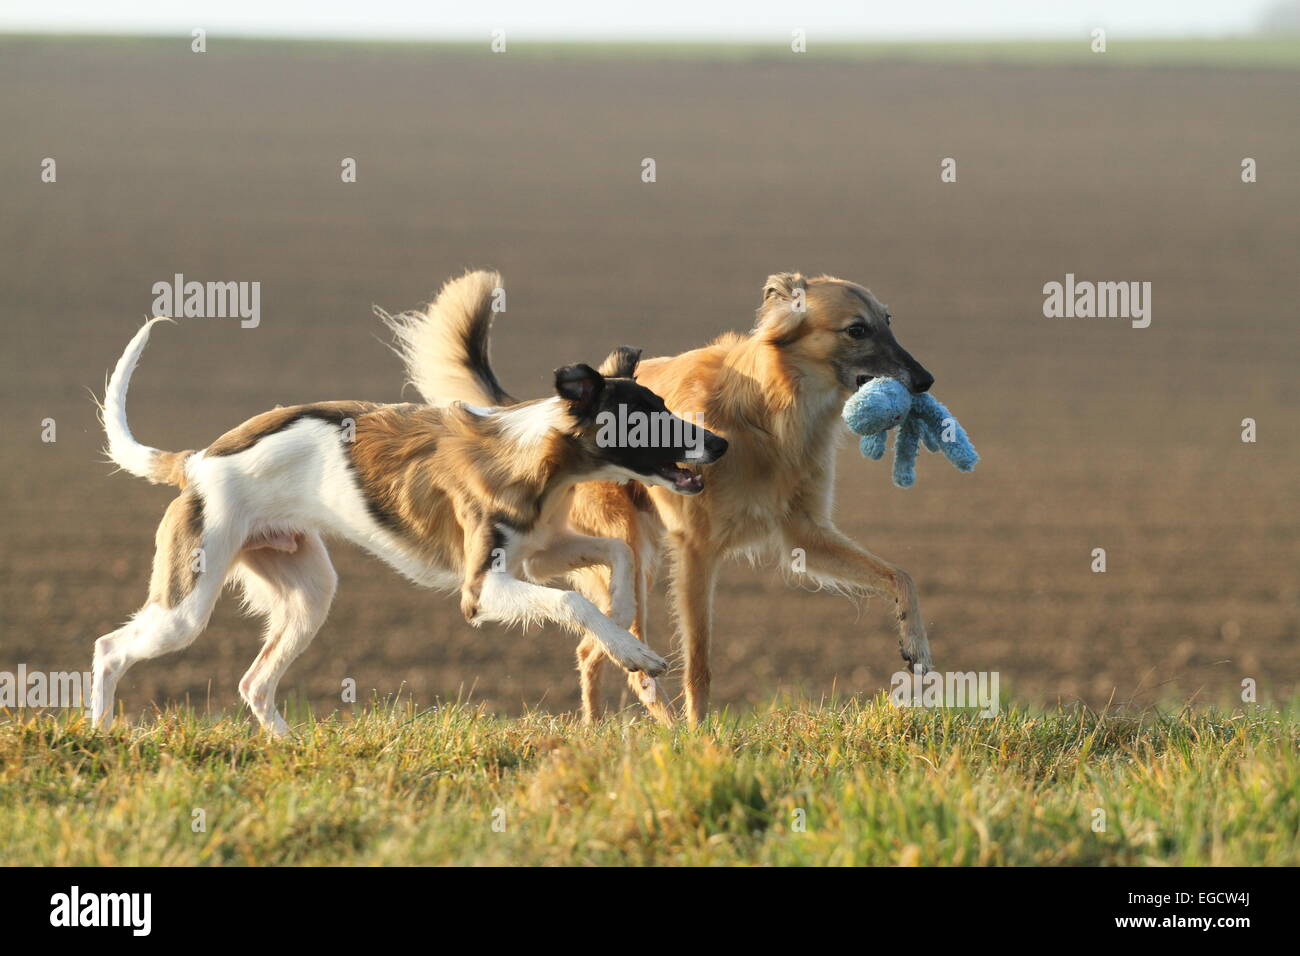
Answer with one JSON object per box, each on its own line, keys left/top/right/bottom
{"left": 400, "top": 271, "right": 935, "bottom": 725}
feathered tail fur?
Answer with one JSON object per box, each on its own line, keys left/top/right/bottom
{"left": 377, "top": 269, "right": 514, "bottom": 408}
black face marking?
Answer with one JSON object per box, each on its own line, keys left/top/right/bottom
{"left": 577, "top": 377, "right": 728, "bottom": 493}
{"left": 554, "top": 364, "right": 605, "bottom": 421}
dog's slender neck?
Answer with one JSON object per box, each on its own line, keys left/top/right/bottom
{"left": 717, "top": 333, "right": 845, "bottom": 441}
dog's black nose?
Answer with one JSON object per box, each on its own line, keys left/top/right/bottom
{"left": 912, "top": 371, "right": 935, "bottom": 394}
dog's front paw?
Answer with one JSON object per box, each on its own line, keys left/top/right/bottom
{"left": 609, "top": 634, "right": 668, "bottom": 677}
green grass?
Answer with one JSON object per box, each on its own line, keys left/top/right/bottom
{"left": 4, "top": 34, "right": 1300, "bottom": 69}
{"left": 1, "top": 699, "right": 1296, "bottom": 865}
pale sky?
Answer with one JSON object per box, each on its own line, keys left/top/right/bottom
{"left": 0, "top": 0, "right": 1273, "bottom": 41}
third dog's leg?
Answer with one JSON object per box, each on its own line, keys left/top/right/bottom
{"left": 673, "top": 543, "right": 719, "bottom": 728}
{"left": 787, "top": 521, "right": 932, "bottom": 672}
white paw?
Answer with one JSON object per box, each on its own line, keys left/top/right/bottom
{"left": 606, "top": 631, "right": 667, "bottom": 677}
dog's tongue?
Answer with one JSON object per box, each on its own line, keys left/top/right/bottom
{"left": 658, "top": 464, "right": 703, "bottom": 492}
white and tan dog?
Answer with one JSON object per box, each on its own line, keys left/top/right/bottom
{"left": 90, "top": 272, "right": 726, "bottom": 734}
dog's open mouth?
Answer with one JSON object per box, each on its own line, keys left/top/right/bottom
{"left": 855, "top": 374, "right": 876, "bottom": 388}
{"left": 656, "top": 463, "right": 703, "bottom": 494}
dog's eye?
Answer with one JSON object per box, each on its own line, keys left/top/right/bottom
{"left": 843, "top": 324, "right": 868, "bottom": 339}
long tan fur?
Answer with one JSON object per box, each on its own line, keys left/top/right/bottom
{"left": 378, "top": 269, "right": 512, "bottom": 408}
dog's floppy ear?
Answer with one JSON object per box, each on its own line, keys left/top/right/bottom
{"left": 755, "top": 272, "right": 809, "bottom": 343}
{"left": 554, "top": 364, "right": 605, "bottom": 418}
{"left": 598, "top": 345, "right": 642, "bottom": 379}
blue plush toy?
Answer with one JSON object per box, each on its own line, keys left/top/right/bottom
{"left": 842, "top": 378, "right": 978, "bottom": 488}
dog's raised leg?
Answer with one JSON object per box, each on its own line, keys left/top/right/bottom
{"left": 474, "top": 572, "right": 667, "bottom": 677}
{"left": 231, "top": 533, "right": 338, "bottom": 736}
{"left": 523, "top": 534, "right": 638, "bottom": 627}
{"left": 785, "top": 520, "right": 932, "bottom": 673}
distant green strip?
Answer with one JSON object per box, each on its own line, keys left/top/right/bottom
{"left": 2, "top": 33, "right": 1299, "bottom": 69}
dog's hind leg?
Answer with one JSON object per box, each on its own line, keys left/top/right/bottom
{"left": 572, "top": 565, "right": 673, "bottom": 726}
{"left": 91, "top": 603, "right": 218, "bottom": 731}
{"left": 574, "top": 632, "right": 608, "bottom": 721}
{"left": 231, "top": 533, "right": 337, "bottom": 736}
{"left": 90, "top": 493, "right": 234, "bottom": 730}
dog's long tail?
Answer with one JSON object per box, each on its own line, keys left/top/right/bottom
{"left": 377, "top": 269, "right": 515, "bottom": 408}
{"left": 100, "top": 318, "right": 192, "bottom": 487}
